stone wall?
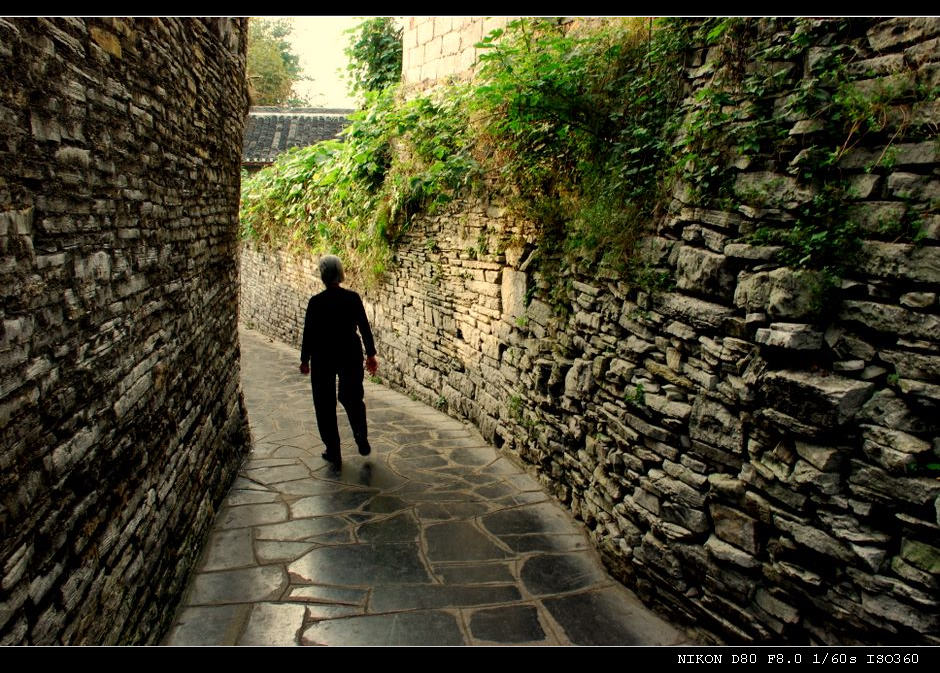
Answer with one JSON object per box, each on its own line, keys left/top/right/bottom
{"left": 0, "top": 18, "right": 251, "bottom": 644}
{"left": 241, "top": 18, "right": 940, "bottom": 643}
{"left": 402, "top": 17, "right": 511, "bottom": 90}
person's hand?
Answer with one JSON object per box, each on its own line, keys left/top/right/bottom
{"left": 300, "top": 362, "right": 310, "bottom": 375}
{"left": 365, "top": 356, "right": 378, "bottom": 376}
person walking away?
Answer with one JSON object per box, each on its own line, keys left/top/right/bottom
{"left": 299, "top": 255, "right": 378, "bottom": 467}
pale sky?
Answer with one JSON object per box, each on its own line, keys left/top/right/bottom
{"left": 269, "top": 16, "right": 364, "bottom": 109}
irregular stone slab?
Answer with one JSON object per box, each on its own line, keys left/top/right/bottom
{"left": 762, "top": 370, "right": 875, "bottom": 426}
{"left": 774, "top": 516, "right": 854, "bottom": 562}
{"left": 434, "top": 563, "right": 515, "bottom": 585}
{"left": 457, "top": 470, "right": 500, "bottom": 490}
{"left": 202, "top": 528, "right": 256, "bottom": 571}
{"left": 756, "top": 323, "right": 824, "bottom": 350}
{"left": 255, "top": 540, "right": 317, "bottom": 564}
{"left": 689, "top": 396, "right": 743, "bottom": 453}
{"left": 311, "top": 529, "right": 356, "bottom": 545}
{"left": 188, "top": 566, "right": 287, "bottom": 605}
{"left": 288, "top": 585, "right": 367, "bottom": 605}
{"left": 318, "top": 463, "right": 407, "bottom": 490}
{"left": 304, "top": 604, "right": 365, "bottom": 621}
{"left": 441, "top": 502, "right": 492, "bottom": 518}
{"left": 498, "top": 534, "right": 589, "bottom": 554}
{"left": 470, "top": 605, "right": 545, "bottom": 643}
{"left": 238, "top": 603, "right": 306, "bottom": 646}
{"left": 275, "top": 479, "right": 345, "bottom": 497}
{"left": 415, "top": 503, "right": 452, "bottom": 521}
{"left": 289, "top": 543, "right": 433, "bottom": 585}
{"left": 245, "top": 458, "right": 300, "bottom": 469}
{"left": 676, "top": 246, "right": 733, "bottom": 299}
{"left": 231, "top": 477, "right": 271, "bottom": 492}
{"left": 255, "top": 516, "right": 348, "bottom": 541}
{"left": 164, "top": 605, "right": 250, "bottom": 645}
{"left": 482, "top": 503, "right": 577, "bottom": 537}
{"left": 290, "top": 490, "right": 377, "bottom": 518}
{"left": 301, "top": 611, "right": 464, "bottom": 646}
{"left": 370, "top": 584, "right": 521, "bottom": 611}
{"left": 406, "top": 490, "right": 472, "bottom": 502}
{"left": 400, "top": 455, "right": 449, "bottom": 469}
{"left": 396, "top": 445, "right": 441, "bottom": 458}
{"left": 395, "top": 433, "right": 439, "bottom": 447}
{"left": 544, "top": 588, "right": 684, "bottom": 645}
{"left": 481, "top": 459, "right": 525, "bottom": 477}
{"left": 426, "top": 521, "right": 510, "bottom": 562}
{"left": 507, "top": 492, "right": 550, "bottom": 506}
{"left": 363, "top": 495, "right": 411, "bottom": 514}
{"left": 839, "top": 300, "right": 940, "bottom": 340}
{"left": 216, "top": 503, "right": 289, "bottom": 530}
{"left": 225, "top": 489, "right": 280, "bottom": 506}
{"left": 849, "top": 460, "right": 940, "bottom": 507}
{"left": 243, "top": 464, "right": 312, "bottom": 484}
{"left": 448, "top": 447, "right": 494, "bottom": 466}
{"left": 656, "top": 292, "right": 734, "bottom": 330}
{"left": 520, "top": 553, "right": 606, "bottom": 596}
{"left": 357, "top": 511, "right": 420, "bottom": 543}
{"left": 857, "top": 241, "right": 940, "bottom": 282}
{"left": 475, "top": 483, "right": 516, "bottom": 499}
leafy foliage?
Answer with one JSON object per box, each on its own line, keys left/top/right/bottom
{"left": 345, "top": 17, "right": 403, "bottom": 99}
{"left": 240, "top": 85, "right": 480, "bottom": 285}
{"left": 473, "top": 18, "right": 691, "bottom": 271}
{"left": 681, "top": 17, "right": 934, "bottom": 290}
{"left": 242, "top": 17, "right": 936, "bottom": 302}
{"left": 247, "top": 18, "right": 307, "bottom": 106}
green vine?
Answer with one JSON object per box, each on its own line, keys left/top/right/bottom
{"left": 240, "top": 84, "right": 480, "bottom": 285}
{"left": 240, "top": 17, "right": 936, "bottom": 304}
{"left": 474, "top": 18, "right": 692, "bottom": 273}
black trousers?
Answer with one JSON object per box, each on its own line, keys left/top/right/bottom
{"left": 310, "top": 355, "right": 367, "bottom": 457}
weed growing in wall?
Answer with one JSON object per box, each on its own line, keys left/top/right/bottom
{"left": 679, "top": 18, "right": 937, "bottom": 310}
{"left": 474, "top": 18, "right": 691, "bottom": 274}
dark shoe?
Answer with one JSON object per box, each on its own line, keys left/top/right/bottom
{"left": 321, "top": 451, "right": 342, "bottom": 467}
{"left": 356, "top": 437, "right": 371, "bottom": 456}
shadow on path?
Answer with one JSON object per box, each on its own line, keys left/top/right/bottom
{"left": 164, "top": 327, "right": 687, "bottom": 646}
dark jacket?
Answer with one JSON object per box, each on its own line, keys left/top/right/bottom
{"left": 301, "top": 286, "right": 376, "bottom": 365}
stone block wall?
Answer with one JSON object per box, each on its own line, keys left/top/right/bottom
{"left": 402, "top": 17, "right": 511, "bottom": 90}
{"left": 0, "top": 18, "right": 251, "bottom": 644}
{"left": 241, "top": 18, "right": 940, "bottom": 643}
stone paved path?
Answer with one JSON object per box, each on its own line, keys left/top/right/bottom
{"left": 164, "top": 327, "right": 687, "bottom": 646}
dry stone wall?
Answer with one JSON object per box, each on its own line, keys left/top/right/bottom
{"left": 241, "top": 17, "right": 940, "bottom": 644}
{"left": 0, "top": 18, "right": 250, "bottom": 644}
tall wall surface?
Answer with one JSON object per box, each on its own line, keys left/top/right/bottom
{"left": 402, "top": 17, "right": 511, "bottom": 90}
{"left": 0, "top": 18, "right": 251, "bottom": 644}
{"left": 241, "top": 17, "right": 940, "bottom": 643}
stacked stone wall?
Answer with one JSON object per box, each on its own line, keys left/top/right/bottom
{"left": 241, "top": 17, "right": 940, "bottom": 643}
{"left": 0, "top": 18, "right": 251, "bottom": 643}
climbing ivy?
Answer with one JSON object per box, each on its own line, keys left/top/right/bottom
{"left": 344, "top": 17, "right": 403, "bottom": 98}
{"left": 240, "top": 85, "right": 480, "bottom": 285}
{"left": 473, "top": 18, "right": 691, "bottom": 272}
{"left": 241, "top": 17, "right": 937, "bottom": 297}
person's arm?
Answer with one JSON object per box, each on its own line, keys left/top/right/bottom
{"left": 355, "top": 294, "right": 378, "bottom": 375}
{"left": 300, "top": 298, "right": 313, "bottom": 374}
{"left": 355, "top": 294, "right": 376, "bottom": 358}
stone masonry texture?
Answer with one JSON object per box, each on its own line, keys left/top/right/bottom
{"left": 0, "top": 18, "right": 251, "bottom": 644}
{"left": 242, "top": 18, "right": 940, "bottom": 643}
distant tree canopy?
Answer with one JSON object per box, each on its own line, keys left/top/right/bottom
{"left": 345, "top": 17, "right": 403, "bottom": 99}
{"left": 247, "top": 18, "right": 307, "bottom": 106}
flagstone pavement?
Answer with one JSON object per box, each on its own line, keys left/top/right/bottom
{"left": 163, "top": 327, "right": 688, "bottom": 646}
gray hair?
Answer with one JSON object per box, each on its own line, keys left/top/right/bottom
{"left": 319, "top": 255, "right": 345, "bottom": 285}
